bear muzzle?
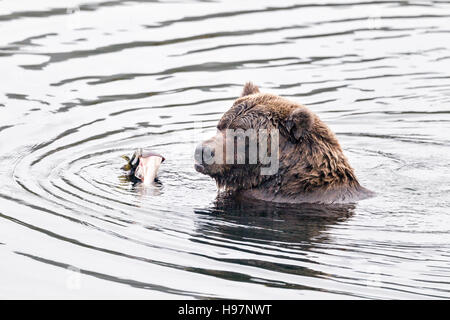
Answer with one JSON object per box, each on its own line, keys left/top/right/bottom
{"left": 194, "top": 142, "right": 215, "bottom": 174}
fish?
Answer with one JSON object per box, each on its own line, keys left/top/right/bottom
{"left": 121, "top": 148, "right": 165, "bottom": 185}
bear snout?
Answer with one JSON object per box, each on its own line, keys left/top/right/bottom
{"left": 194, "top": 142, "right": 215, "bottom": 173}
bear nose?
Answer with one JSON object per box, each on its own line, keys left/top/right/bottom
{"left": 194, "top": 144, "right": 215, "bottom": 164}
{"left": 204, "top": 145, "right": 215, "bottom": 159}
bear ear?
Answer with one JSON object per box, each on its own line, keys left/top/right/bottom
{"left": 241, "top": 82, "right": 260, "bottom": 97}
{"left": 285, "top": 107, "right": 314, "bottom": 140}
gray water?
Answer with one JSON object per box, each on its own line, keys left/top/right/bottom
{"left": 1, "top": 0, "right": 450, "bottom": 299}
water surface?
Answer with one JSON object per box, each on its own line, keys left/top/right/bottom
{"left": 1, "top": 0, "right": 450, "bottom": 299}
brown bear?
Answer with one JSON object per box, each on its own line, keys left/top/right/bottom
{"left": 194, "top": 82, "right": 374, "bottom": 204}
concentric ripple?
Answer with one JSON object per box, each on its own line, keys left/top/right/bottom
{"left": 1, "top": 0, "right": 450, "bottom": 299}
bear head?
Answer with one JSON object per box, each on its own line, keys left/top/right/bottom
{"left": 194, "top": 82, "right": 371, "bottom": 203}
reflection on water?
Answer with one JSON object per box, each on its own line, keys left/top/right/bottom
{"left": 197, "top": 195, "right": 355, "bottom": 244}
{"left": 191, "top": 198, "right": 359, "bottom": 295}
{"left": 1, "top": 0, "right": 450, "bottom": 299}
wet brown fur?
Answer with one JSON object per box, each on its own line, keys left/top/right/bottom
{"left": 196, "top": 82, "right": 374, "bottom": 204}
